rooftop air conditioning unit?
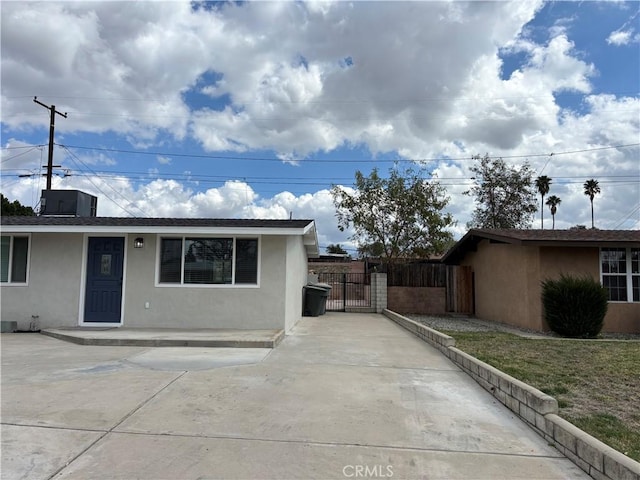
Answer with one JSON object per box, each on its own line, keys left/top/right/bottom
{"left": 40, "top": 190, "right": 97, "bottom": 217}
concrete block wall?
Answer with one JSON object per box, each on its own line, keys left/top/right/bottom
{"left": 383, "top": 309, "right": 640, "bottom": 480}
{"left": 387, "top": 287, "right": 446, "bottom": 315}
{"left": 371, "top": 273, "right": 387, "bottom": 313}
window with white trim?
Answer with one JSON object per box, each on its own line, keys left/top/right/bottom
{"left": 158, "top": 237, "right": 258, "bottom": 285}
{"left": 1, "top": 235, "right": 29, "bottom": 284}
{"left": 600, "top": 247, "right": 640, "bottom": 302}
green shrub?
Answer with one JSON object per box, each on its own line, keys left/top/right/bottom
{"left": 541, "top": 274, "right": 608, "bottom": 338}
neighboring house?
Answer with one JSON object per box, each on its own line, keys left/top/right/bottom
{"left": 442, "top": 229, "right": 640, "bottom": 334}
{"left": 1, "top": 216, "right": 319, "bottom": 332}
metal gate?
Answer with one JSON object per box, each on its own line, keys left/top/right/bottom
{"left": 317, "top": 273, "right": 371, "bottom": 311}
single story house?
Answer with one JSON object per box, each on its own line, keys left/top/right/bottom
{"left": 442, "top": 229, "right": 640, "bottom": 334}
{"left": 1, "top": 216, "right": 319, "bottom": 332}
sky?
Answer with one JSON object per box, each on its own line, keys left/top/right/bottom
{"left": 1, "top": 0, "right": 639, "bottom": 254}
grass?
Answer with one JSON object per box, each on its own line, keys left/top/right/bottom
{"left": 441, "top": 331, "right": 640, "bottom": 462}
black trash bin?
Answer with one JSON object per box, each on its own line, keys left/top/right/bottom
{"left": 309, "top": 282, "right": 332, "bottom": 314}
{"left": 304, "top": 285, "right": 330, "bottom": 316}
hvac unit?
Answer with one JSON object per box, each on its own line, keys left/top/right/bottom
{"left": 40, "top": 190, "right": 98, "bottom": 217}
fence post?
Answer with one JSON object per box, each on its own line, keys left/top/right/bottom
{"left": 371, "top": 273, "right": 387, "bottom": 313}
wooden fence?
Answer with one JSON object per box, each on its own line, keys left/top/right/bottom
{"left": 383, "top": 263, "right": 447, "bottom": 287}
{"left": 382, "top": 263, "right": 473, "bottom": 314}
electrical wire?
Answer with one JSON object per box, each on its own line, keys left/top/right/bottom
{"left": 60, "top": 145, "right": 148, "bottom": 217}
{"left": 52, "top": 142, "right": 640, "bottom": 164}
{"left": 0, "top": 146, "right": 42, "bottom": 165}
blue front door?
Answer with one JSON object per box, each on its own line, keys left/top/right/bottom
{"left": 84, "top": 237, "right": 124, "bottom": 323}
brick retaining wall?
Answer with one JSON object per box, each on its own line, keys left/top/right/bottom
{"left": 383, "top": 309, "right": 640, "bottom": 480}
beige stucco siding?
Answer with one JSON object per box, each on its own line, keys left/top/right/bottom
{"left": 462, "top": 243, "right": 639, "bottom": 333}
{"left": 462, "top": 240, "right": 544, "bottom": 330}
{"left": 1, "top": 233, "right": 84, "bottom": 329}
{"left": 537, "top": 246, "right": 639, "bottom": 333}
{"left": 123, "top": 235, "right": 288, "bottom": 329}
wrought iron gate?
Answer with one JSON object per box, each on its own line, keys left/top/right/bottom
{"left": 317, "top": 273, "right": 371, "bottom": 311}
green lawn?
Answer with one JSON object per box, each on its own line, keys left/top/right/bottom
{"left": 441, "top": 331, "right": 640, "bottom": 462}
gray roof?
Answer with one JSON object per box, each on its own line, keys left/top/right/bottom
{"left": 443, "top": 228, "right": 640, "bottom": 264}
{"left": 1, "top": 216, "right": 319, "bottom": 257}
{"left": 1, "top": 216, "right": 313, "bottom": 229}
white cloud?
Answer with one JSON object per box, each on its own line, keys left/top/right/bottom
{"left": 1, "top": 1, "right": 544, "bottom": 156}
{"left": 607, "top": 29, "right": 640, "bottom": 46}
{"left": 1, "top": 1, "right": 638, "bottom": 244}
{"left": 607, "top": 29, "right": 633, "bottom": 45}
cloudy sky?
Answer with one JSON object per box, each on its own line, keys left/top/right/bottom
{"left": 1, "top": 0, "right": 639, "bottom": 253}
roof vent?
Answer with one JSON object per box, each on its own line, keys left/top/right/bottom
{"left": 40, "top": 190, "right": 97, "bottom": 217}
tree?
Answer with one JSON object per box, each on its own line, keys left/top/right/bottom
{"left": 464, "top": 154, "right": 537, "bottom": 229}
{"left": 331, "top": 166, "right": 455, "bottom": 262}
{"left": 545, "top": 195, "right": 561, "bottom": 230}
{"left": 583, "top": 179, "right": 601, "bottom": 229}
{"left": 357, "top": 241, "right": 385, "bottom": 259}
{"left": 1, "top": 194, "right": 35, "bottom": 216}
{"left": 535, "top": 176, "right": 552, "bottom": 229}
{"left": 326, "top": 244, "right": 348, "bottom": 255}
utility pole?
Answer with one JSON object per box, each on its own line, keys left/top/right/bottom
{"left": 33, "top": 96, "right": 67, "bottom": 190}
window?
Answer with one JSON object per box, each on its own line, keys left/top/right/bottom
{"left": 1, "top": 235, "right": 29, "bottom": 284}
{"left": 158, "top": 237, "right": 258, "bottom": 285}
{"left": 601, "top": 248, "right": 640, "bottom": 302}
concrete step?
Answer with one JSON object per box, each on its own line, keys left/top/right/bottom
{"left": 41, "top": 328, "right": 285, "bottom": 349}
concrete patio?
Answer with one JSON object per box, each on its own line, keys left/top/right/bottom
{"left": 1, "top": 313, "right": 588, "bottom": 479}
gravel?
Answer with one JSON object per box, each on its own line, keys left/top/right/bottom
{"left": 406, "top": 314, "right": 640, "bottom": 340}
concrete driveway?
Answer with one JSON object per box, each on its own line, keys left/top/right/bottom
{"left": 1, "top": 313, "right": 588, "bottom": 479}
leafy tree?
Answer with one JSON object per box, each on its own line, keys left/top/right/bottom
{"left": 464, "top": 154, "right": 537, "bottom": 229}
{"left": 570, "top": 224, "right": 587, "bottom": 230}
{"left": 545, "top": 195, "right": 561, "bottom": 230}
{"left": 331, "top": 166, "right": 455, "bottom": 262}
{"left": 1, "top": 194, "right": 35, "bottom": 216}
{"left": 535, "top": 175, "right": 552, "bottom": 229}
{"left": 325, "top": 244, "right": 348, "bottom": 255}
{"left": 357, "top": 241, "right": 385, "bottom": 259}
{"left": 583, "top": 179, "right": 601, "bottom": 229}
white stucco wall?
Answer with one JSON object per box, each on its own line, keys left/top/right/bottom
{"left": 1, "top": 233, "right": 84, "bottom": 329}
{"left": 123, "top": 234, "right": 288, "bottom": 329}
{"left": 2, "top": 231, "right": 307, "bottom": 331}
{"left": 284, "top": 235, "right": 308, "bottom": 331}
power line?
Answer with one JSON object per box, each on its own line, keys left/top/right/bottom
{"left": 5, "top": 90, "right": 638, "bottom": 105}
{"left": 0, "top": 146, "right": 42, "bottom": 165}
{"left": 60, "top": 145, "right": 148, "bottom": 217}
{"left": 54, "top": 142, "right": 640, "bottom": 164}
{"left": 3, "top": 168, "right": 637, "bottom": 190}
{"left": 0, "top": 144, "right": 47, "bottom": 151}
{"left": 611, "top": 203, "right": 640, "bottom": 229}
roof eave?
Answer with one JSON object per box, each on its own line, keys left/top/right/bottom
{"left": 0, "top": 224, "right": 313, "bottom": 236}
{"left": 303, "top": 221, "right": 320, "bottom": 258}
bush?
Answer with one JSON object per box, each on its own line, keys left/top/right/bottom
{"left": 541, "top": 274, "right": 608, "bottom": 338}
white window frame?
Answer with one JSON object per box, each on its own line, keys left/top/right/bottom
{"left": 600, "top": 247, "right": 640, "bottom": 303}
{"left": 155, "top": 235, "right": 260, "bottom": 288}
{"left": 0, "top": 234, "right": 31, "bottom": 286}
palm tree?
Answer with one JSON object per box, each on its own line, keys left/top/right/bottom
{"left": 535, "top": 176, "right": 552, "bottom": 229}
{"left": 545, "top": 195, "right": 561, "bottom": 230}
{"left": 583, "top": 179, "right": 601, "bottom": 229}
